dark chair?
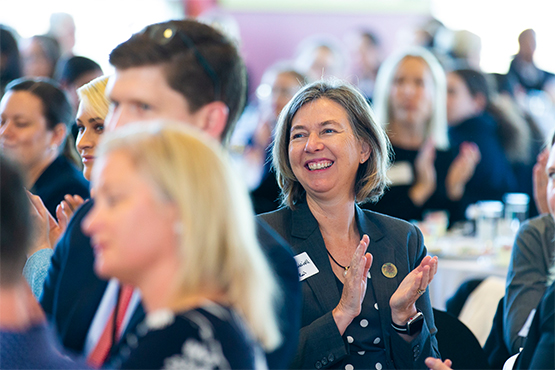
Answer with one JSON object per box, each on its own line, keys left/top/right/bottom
{"left": 433, "top": 308, "right": 490, "bottom": 369}
{"left": 483, "top": 297, "right": 511, "bottom": 370}
{"left": 446, "top": 278, "right": 485, "bottom": 317}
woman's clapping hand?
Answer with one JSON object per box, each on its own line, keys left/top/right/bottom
{"left": 389, "top": 255, "right": 438, "bottom": 329}
{"left": 332, "top": 235, "right": 372, "bottom": 335}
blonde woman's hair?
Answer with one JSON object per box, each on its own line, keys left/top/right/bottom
{"left": 76, "top": 75, "right": 110, "bottom": 119}
{"left": 372, "top": 46, "right": 449, "bottom": 150}
{"left": 272, "top": 79, "right": 392, "bottom": 208}
{"left": 96, "top": 122, "right": 281, "bottom": 351}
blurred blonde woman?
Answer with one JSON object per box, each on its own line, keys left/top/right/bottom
{"left": 363, "top": 46, "right": 480, "bottom": 224}
{"left": 83, "top": 122, "right": 280, "bottom": 369}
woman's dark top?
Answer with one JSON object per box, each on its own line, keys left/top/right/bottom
{"left": 112, "top": 303, "right": 266, "bottom": 369}
{"left": 30, "top": 155, "right": 90, "bottom": 216}
{"left": 362, "top": 145, "right": 459, "bottom": 223}
{"left": 333, "top": 276, "right": 388, "bottom": 370}
{"left": 448, "top": 112, "right": 518, "bottom": 211}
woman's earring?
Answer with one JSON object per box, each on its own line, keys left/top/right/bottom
{"left": 50, "top": 144, "right": 58, "bottom": 152}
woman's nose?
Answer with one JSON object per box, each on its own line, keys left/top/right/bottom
{"left": 304, "top": 132, "right": 324, "bottom": 152}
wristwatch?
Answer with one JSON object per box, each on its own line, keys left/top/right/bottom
{"left": 391, "top": 310, "right": 424, "bottom": 336}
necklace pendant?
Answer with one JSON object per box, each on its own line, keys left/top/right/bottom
{"left": 343, "top": 268, "right": 349, "bottom": 277}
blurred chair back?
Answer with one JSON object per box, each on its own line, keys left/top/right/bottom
{"left": 433, "top": 308, "right": 490, "bottom": 369}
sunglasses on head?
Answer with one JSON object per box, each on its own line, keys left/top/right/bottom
{"left": 144, "top": 24, "right": 222, "bottom": 101}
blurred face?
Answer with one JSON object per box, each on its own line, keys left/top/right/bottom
{"left": 308, "top": 46, "right": 336, "bottom": 81}
{"left": 271, "top": 72, "right": 302, "bottom": 118}
{"left": 83, "top": 150, "right": 179, "bottom": 284}
{"left": 353, "top": 35, "right": 380, "bottom": 77}
{"left": 546, "top": 144, "right": 555, "bottom": 217}
{"left": 389, "top": 57, "right": 435, "bottom": 129}
{"left": 518, "top": 30, "right": 536, "bottom": 63}
{"left": 446, "top": 72, "right": 482, "bottom": 126}
{"left": 21, "top": 39, "right": 54, "bottom": 78}
{"left": 0, "top": 91, "right": 56, "bottom": 173}
{"left": 288, "top": 98, "right": 369, "bottom": 202}
{"left": 105, "top": 65, "right": 197, "bottom": 131}
{"left": 75, "top": 100, "right": 105, "bottom": 180}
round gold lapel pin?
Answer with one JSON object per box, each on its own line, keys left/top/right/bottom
{"left": 381, "top": 262, "right": 397, "bottom": 278}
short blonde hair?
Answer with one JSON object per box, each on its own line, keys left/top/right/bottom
{"left": 76, "top": 75, "right": 110, "bottom": 119}
{"left": 373, "top": 46, "right": 449, "bottom": 150}
{"left": 272, "top": 79, "right": 392, "bottom": 208}
{"left": 97, "top": 122, "right": 281, "bottom": 350}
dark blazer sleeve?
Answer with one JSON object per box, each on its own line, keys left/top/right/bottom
{"left": 255, "top": 218, "right": 302, "bottom": 369}
{"left": 383, "top": 219, "right": 440, "bottom": 369}
{"left": 514, "top": 282, "right": 555, "bottom": 369}
{"left": 40, "top": 200, "right": 108, "bottom": 354}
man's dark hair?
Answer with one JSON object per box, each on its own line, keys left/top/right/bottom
{"left": 0, "top": 155, "right": 30, "bottom": 286}
{"left": 109, "top": 19, "right": 247, "bottom": 144}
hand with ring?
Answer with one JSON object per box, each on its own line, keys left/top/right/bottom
{"left": 389, "top": 255, "right": 438, "bottom": 330}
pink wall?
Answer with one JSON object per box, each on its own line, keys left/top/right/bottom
{"left": 227, "top": 11, "right": 430, "bottom": 95}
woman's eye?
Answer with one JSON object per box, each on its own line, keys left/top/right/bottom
{"left": 323, "top": 128, "right": 335, "bottom": 134}
{"left": 95, "top": 125, "right": 104, "bottom": 134}
{"left": 291, "top": 133, "right": 304, "bottom": 140}
{"left": 139, "top": 103, "right": 151, "bottom": 111}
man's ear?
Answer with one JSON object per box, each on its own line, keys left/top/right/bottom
{"left": 474, "top": 93, "right": 487, "bottom": 112}
{"left": 195, "top": 101, "right": 230, "bottom": 141}
{"left": 50, "top": 123, "right": 67, "bottom": 149}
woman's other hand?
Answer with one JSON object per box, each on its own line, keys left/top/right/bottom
{"left": 446, "top": 142, "right": 480, "bottom": 201}
{"left": 410, "top": 139, "right": 437, "bottom": 206}
{"left": 533, "top": 148, "right": 549, "bottom": 214}
{"left": 389, "top": 255, "right": 438, "bottom": 327}
{"left": 425, "top": 357, "right": 452, "bottom": 370}
{"left": 56, "top": 194, "right": 85, "bottom": 232}
{"left": 332, "top": 235, "right": 372, "bottom": 335}
{"left": 27, "top": 191, "right": 62, "bottom": 256}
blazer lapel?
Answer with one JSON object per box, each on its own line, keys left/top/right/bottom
{"left": 291, "top": 202, "right": 341, "bottom": 314}
{"left": 355, "top": 206, "right": 399, "bottom": 322}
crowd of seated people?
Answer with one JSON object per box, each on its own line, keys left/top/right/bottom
{"left": 1, "top": 11, "right": 555, "bottom": 370}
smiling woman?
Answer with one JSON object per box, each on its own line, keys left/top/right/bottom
{"left": 260, "top": 79, "right": 440, "bottom": 369}
{"left": 0, "top": 78, "right": 89, "bottom": 216}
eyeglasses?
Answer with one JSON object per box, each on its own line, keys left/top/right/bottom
{"left": 144, "top": 24, "right": 222, "bottom": 101}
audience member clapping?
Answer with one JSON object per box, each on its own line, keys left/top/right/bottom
{"left": 0, "top": 78, "right": 89, "bottom": 216}
{"left": 362, "top": 46, "right": 480, "bottom": 224}
{"left": 260, "top": 79, "right": 440, "bottom": 369}
{"left": 446, "top": 68, "right": 527, "bottom": 211}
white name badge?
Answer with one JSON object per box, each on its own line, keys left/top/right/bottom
{"left": 294, "top": 252, "right": 319, "bottom": 281}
